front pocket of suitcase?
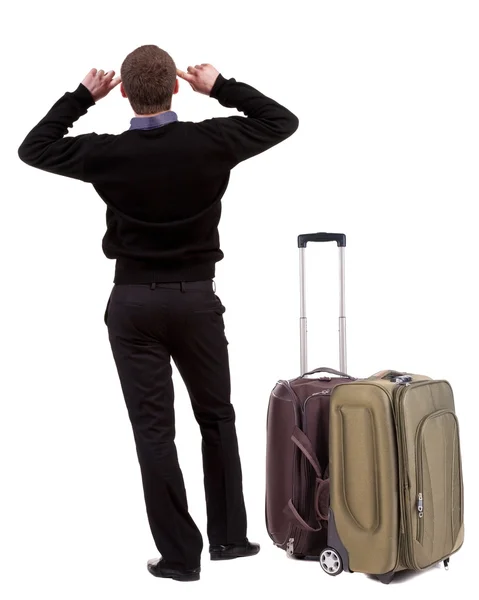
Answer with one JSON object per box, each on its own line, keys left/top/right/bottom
{"left": 297, "top": 393, "right": 331, "bottom": 556}
{"left": 414, "top": 409, "right": 463, "bottom": 560}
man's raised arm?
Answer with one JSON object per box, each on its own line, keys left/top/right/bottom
{"left": 178, "top": 64, "right": 299, "bottom": 167}
{"left": 18, "top": 69, "right": 120, "bottom": 181}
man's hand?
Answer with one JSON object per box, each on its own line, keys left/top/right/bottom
{"left": 177, "top": 64, "right": 220, "bottom": 95}
{"left": 81, "top": 68, "right": 122, "bottom": 102}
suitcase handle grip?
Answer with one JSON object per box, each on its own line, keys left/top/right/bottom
{"left": 297, "top": 232, "right": 346, "bottom": 248}
{"left": 301, "top": 367, "right": 354, "bottom": 379}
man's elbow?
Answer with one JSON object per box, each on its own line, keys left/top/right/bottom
{"left": 287, "top": 113, "right": 299, "bottom": 135}
{"left": 18, "top": 141, "right": 43, "bottom": 168}
{"left": 18, "top": 142, "right": 32, "bottom": 166}
{"left": 279, "top": 111, "right": 299, "bottom": 138}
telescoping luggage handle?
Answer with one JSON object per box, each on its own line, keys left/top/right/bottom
{"left": 298, "top": 232, "right": 347, "bottom": 376}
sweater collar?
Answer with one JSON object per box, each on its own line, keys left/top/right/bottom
{"left": 129, "top": 111, "right": 178, "bottom": 130}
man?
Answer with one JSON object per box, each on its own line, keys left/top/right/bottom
{"left": 18, "top": 44, "right": 298, "bottom": 582}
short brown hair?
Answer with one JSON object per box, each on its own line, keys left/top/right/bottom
{"left": 121, "top": 45, "right": 176, "bottom": 114}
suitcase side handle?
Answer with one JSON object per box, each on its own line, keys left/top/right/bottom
{"left": 297, "top": 232, "right": 346, "bottom": 248}
{"left": 284, "top": 427, "right": 330, "bottom": 531}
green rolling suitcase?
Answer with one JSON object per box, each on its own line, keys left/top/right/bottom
{"left": 324, "top": 370, "right": 464, "bottom": 583}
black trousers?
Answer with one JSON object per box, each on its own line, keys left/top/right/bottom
{"left": 105, "top": 281, "right": 247, "bottom": 570}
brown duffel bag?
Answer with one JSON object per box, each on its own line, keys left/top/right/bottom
{"left": 266, "top": 366, "right": 355, "bottom": 558}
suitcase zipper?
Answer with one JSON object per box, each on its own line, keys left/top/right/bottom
{"left": 266, "top": 381, "right": 302, "bottom": 550}
{"left": 284, "top": 381, "right": 305, "bottom": 555}
{"left": 416, "top": 493, "right": 424, "bottom": 543}
{"left": 415, "top": 410, "right": 431, "bottom": 546}
{"left": 394, "top": 384, "right": 414, "bottom": 569}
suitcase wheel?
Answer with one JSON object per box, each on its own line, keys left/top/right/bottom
{"left": 319, "top": 548, "right": 343, "bottom": 576}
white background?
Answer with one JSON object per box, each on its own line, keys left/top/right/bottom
{"left": 2, "top": 0, "right": 478, "bottom": 598}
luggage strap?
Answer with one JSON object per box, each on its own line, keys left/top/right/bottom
{"left": 284, "top": 427, "right": 330, "bottom": 532}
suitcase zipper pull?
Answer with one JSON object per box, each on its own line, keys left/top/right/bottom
{"left": 287, "top": 538, "right": 294, "bottom": 556}
{"left": 417, "top": 493, "right": 424, "bottom": 518}
{"left": 395, "top": 375, "right": 413, "bottom": 386}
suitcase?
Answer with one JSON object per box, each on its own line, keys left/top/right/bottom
{"left": 265, "top": 232, "right": 355, "bottom": 558}
{"left": 266, "top": 232, "right": 465, "bottom": 582}
{"left": 324, "top": 369, "right": 465, "bottom": 582}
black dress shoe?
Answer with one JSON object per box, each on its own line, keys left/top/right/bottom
{"left": 209, "top": 538, "right": 260, "bottom": 561}
{"left": 147, "top": 558, "right": 200, "bottom": 582}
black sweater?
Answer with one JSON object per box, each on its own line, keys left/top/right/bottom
{"left": 18, "top": 74, "right": 299, "bottom": 283}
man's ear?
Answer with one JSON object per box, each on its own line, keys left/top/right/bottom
{"left": 120, "top": 82, "right": 128, "bottom": 98}
{"left": 173, "top": 79, "right": 179, "bottom": 95}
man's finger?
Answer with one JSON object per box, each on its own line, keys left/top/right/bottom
{"left": 109, "top": 77, "right": 122, "bottom": 89}
{"left": 98, "top": 69, "right": 105, "bottom": 77}
{"left": 177, "top": 69, "right": 194, "bottom": 82}
{"left": 105, "top": 70, "right": 115, "bottom": 80}
{"left": 187, "top": 65, "right": 197, "bottom": 74}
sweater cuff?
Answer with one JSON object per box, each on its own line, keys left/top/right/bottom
{"left": 72, "top": 83, "right": 96, "bottom": 108}
{"left": 210, "top": 74, "right": 229, "bottom": 99}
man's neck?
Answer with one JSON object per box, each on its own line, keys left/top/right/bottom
{"left": 134, "top": 109, "right": 171, "bottom": 118}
